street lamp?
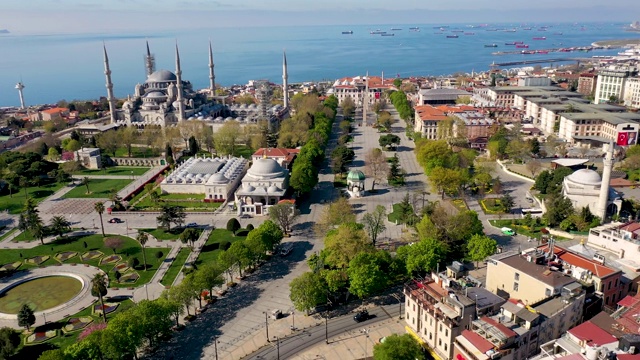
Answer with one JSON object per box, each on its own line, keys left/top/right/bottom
{"left": 213, "top": 335, "right": 219, "bottom": 360}
{"left": 325, "top": 314, "right": 329, "bottom": 344}
{"left": 144, "top": 284, "right": 149, "bottom": 300}
{"left": 290, "top": 308, "right": 296, "bottom": 331}
{"left": 125, "top": 219, "right": 129, "bottom": 237}
{"left": 263, "top": 312, "right": 270, "bottom": 342}
{"left": 360, "top": 328, "right": 370, "bottom": 359}
{"left": 391, "top": 293, "right": 403, "bottom": 319}
{"left": 273, "top": 336, "right": 280, "bottom": 360}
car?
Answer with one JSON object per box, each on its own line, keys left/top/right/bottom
{"left": 501, "top": 227, "right": 516, "bottom": 236}
{"left": 108, "top": 218, "right": 123, "bottom": 224}
{"left": 353, "top": 310, "right": 369, "bottom": 323}
{"left": 186, "top": 222, "right": 198, "bottom": 228}
{"left": 240, "top": 214, "right": 251, "bottom": 219}
{"left": 270, "top": 309, "right": 282, "bottom": 320}
{"left": 280, "top": 243, "right": 294, "bottom": 256}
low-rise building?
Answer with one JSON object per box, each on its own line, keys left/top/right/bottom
{"left": 413, "top": 105, "right": 449, "bottom": 139}
{"left": 235, "top": 157, "right": 289, "bottom": 216}
{"left": 329, "top": 75, "right": 395, "bottom": 106}
{"left": 418, "top": 89, "right": 472, "bottom": 105}
{"left": 75, "top": 148, "right": 102, "bottom": 169}
{"left": 562, "top": 169, "right": 622, "bottom": 219}
{"left": 251, "top": 148, "right": 299, "bottom": 169}
{"left": 623, "top": 77, "right": 640, "bottom": 109}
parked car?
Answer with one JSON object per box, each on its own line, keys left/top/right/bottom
{"left": 353, "top": 310, "right": 369, "bottom": 323}
{"left": 186, "top": 222, "right": 199, "bottom": 228}
{"left": 240, "top": 214, "right": 251, "bottom": 219}
{"left": 108, "top": 218, "right": 123, "bottom": 224}
{"left": 280, "top": 243, "right": 294, "bottom": 257}
{"left": 270, "top": 309, "right": 282, "bottom": 320}
{"left": 501, "top": 227, "right": 516, "bottom": 236}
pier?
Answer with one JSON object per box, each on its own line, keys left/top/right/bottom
{"left": 490, "top": 58, "right": 583, "bottom": 67}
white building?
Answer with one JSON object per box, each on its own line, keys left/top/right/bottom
{"left": 161, "top": 156, "right": 248, "bottom": 202}
{"left": 594, "top": 66, "right": 638, "bottom": 105}
{"left": 517, "top": 76, "right": 552, "bottom": 87}
{"left": 75, "top": 148, "right": 102, "bottom": 169}
{"left": 562, "top": 169, "right": 622, "bottom": 217}
{"left": 329, "top": 75, "right": 395, "bottom": 106}
{"left": 235, "top": 157, "right": 289, "bottom": 216}
{"left": 623, "top": 77, "right": 640, "bottom": 109}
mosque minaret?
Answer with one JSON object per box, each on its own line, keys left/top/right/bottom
{"left": 282, "top": 50, "right": 289, "bottom": 108}
{"left": 209, "top": 40, "right": 216, "bottom": 96}
{"left": 102, "top": 44, "right": 117, "bottom": 124}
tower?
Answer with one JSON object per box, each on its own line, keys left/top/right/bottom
{"left": 103, "top": 44, "right": 117, "bottom": 124}
{"left": 282, "top": 50, "right": 289, "bottom": 108}
{"left": 208, "top": 40, "right": 216, "bottom": 96}
{"left": 15, "top": 81, "right": 25, "bottom": 109}
{"left": 174, "top": 43, "right": 185, "bottom": 122}
{"left": 144, "top": 40, "right": 155, "bottom": 77}
{"left": 596, "top": 141, "right": 615, "bottom": 220}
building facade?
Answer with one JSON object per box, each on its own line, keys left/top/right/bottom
{"left": 623, "top": 77, "right": 640, "bottom": 109}
{"left": 577, "top": 73, "right": 597, "bottom": 96}
{"left": 235, "top": 157, "right": 289, "bottom": 216}
{"left": 594, "top": 67, "right": 638, "bottom": 105}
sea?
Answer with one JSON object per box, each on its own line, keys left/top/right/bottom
{"left": 0, "top": 22, "right": 637, "bottom": 107}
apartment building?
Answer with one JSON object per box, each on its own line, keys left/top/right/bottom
{"left": 414, "top": 105, "right": 449, "bottom": 139}
{"left": 453, "top": 283, "right": 584, "bottom": 360}
{"left": 404, "top": 268, "right": 505, "bottom": 360}
{"left": 594, "top": 66, "right": 638, "bottom": 105}
{"left": 623, "top": 77, "right": 640, "bottom": 109}
{"left": 577, "top": 73, "right": 597, "bottom": 96}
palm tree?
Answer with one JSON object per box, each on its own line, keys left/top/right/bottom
{"left": 136, "top": 231, "right": 149, "bottom": 271}
{"left": 82, "top": 177, "right": 90, "bottom": 194}
{"left": 49, "top": 215, "right": 71, "bottom": 238}
{"left": 19, "top": 176, "right": 28, "bottom": 198}
{"left": 32, "top": 216, "right": 45, "bottom": 245}
{"left": 91, "top": 273, "right": 108, "bottom": 323}
{"left": 94, "top": 202, "right": 105, "bottom": 237}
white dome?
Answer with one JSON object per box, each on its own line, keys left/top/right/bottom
{"left": 267, "top": 185, "right": 281, "bottom": 193}
{"left": 209, "top": 173, "right": 228, "bottom": 183}
{"left": 248, "top": 158, "right": 284, "bottom": 179}
{"left": 147, "top": 69, "right": 177, "bottom": 82}
{"left": 567, "top": 169, "right": 602, "bottom": 185}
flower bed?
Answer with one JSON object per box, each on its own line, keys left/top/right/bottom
{"left": 119, "top": 272, "right": 140, "bottom": 283}
{"left": 63, "top": 316, "right": 93, "bottom": 333}
{"left": 0, "top": 261, "right": 22, "bottom": 271}
{"left": 81, "top": 250, "right": 103, "bottom": 261}
{"left": 26, "top": 330, "right": 57, "bottom": 344}
{"left": 99, "top": 254, "right": 122, "bottom": 265}
{"left": 112, "top": 263, "right": 130, "bottom": 273}
{"left": 26, "top": 255, "right": 50, "bottom": 265}
{"left": 55, "top": 251, "right": 78, "bottom": 262}
{"left": 93, "top": 302, "right": 119, "bottom": 315}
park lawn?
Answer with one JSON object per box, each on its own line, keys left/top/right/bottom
{"left": 0, "top": 228, "right": 17, "bottom": 242}
{"left": 450, "top": 199, "right": 468, "bottom": 213}
{"left": 15, "top": 298, "right": 136, "bottom": 360}
{"left": 114, "top": 147, "right": 160, "bottom": 158}
{"left": 387, "top": 203, "right": 418, "bottom": 225}
{"left": 234, "top": 145, "right": 254, "bottom": 159}
{"left": 142, "top": 227, "right": 203, "bottom": 241}
{"left": 480, "top": 198, "right": 504, "bottom": 214}
{"left": 62, "top": 179, "right": 133, "bottom": 199}
{"left": 72, "top": 166, "right": 151, "bottom": 176}
{"left": 133, "top": 193, "right": 222, "bottom": 211}
{"left": 160, "top": 248, "right": 191, "bottom": 287}
{"left": 489, "top": 219, "right": 548, "bottom": 240}
{"left": 0, "top": 234, "right": 165, "bottom": 288}
{"left": 195, "top": 229, "right": 246, "bottom": 267}
{"left": 11, "top": 227, "right": 79, "bottom": 243}
{"left": 0, "top": 182, "right": 65, "bottom": 214}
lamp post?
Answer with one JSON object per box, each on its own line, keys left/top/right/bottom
{"left": 125, "top": 219, "right": 129, "bottom": 237}
{"left": 360, "top": 328, "right": 370, "bottom": 359}
{"left": 213, "top": 335, "right": 219, "bottom": 360}
{"left": 290, "top": 308, "right": 295, "bottom": 331}
{"left": 325, "top": 314, "right": 329, "bottom": 344}
{"left": 144, "top": 284, "right": 149, "bottom": 300}
{"left": 391, "top": 293, "right": 403, "bottom": 319}
{"left": 274, "top": 336, "right": 280, "bottom": 360}
{"left": 263, "top": 311, "right": 270, "bottom": 342}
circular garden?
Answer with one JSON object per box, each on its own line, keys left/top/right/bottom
{"left": 0, "top": 276, "right": 82, "bottom": 314}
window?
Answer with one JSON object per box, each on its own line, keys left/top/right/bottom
{"left": 439, "top": 339, "right": 442, "bottom": 346}
{"left": 615, "top": 279, "right": 618, "bottom": 287}
{"left": 608, "top": 282, "right": 612, "bottom": 290}
{"left": 545, "top": 288, "right": 552, "bottom": 297}
{"left": 445, "top": 329, "right": 449, "bottom": 337}
{"left": 514, "top": 282, "right": 519, "bottom": 291}
{"left": 515, "top": 273, "right": 520, "bottom": 281}
{"left": 445, "top": 343, "right": 448, "bottom": 351}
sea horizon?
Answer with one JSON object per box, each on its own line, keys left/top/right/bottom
{"left": 0, "top": 21, "right": 635, "bottom": 107}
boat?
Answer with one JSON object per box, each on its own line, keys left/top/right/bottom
{"left": 381, "top": 33, "right": 395, "bottom": 36}
{"left": 452, "top": 30, "right": 464, "bottom": 33}
{"left": 504, "top": 29, "right": 517, "bottom": 32}
{"left": 391, "top": 28, "right": 402, "bottom": 31}
{"left": 516, "top": 44, "right": 529, "bottom": 48}
{"left": 521, "top": 50, "right": 536, "bottom": 54}
{"left": 536, "top": 50, "right": 549, "bottom": 54}
{"left": 409, "top": 27, "right": 420, "bottom": 30}
{"left": 514, "top": 41, "right": 524, "bottom": 44}
{"left": 484, "top": 44, "right": 498, "bottom": 47}
{"left": 505, "top": 42, "right": 516, "bottom": 45}
{"left": 370, "top": 30, "right": 386, "bottom": 35}
{"left": 341, "top": 31, "right": 353, "bottom": 34}
{"left": 533, "top": 37, "right": 547, "bottom": 40}
{"left": 446, "top": 35, "right": 459, "bottom": 38}
{"left": 522, "top": 27, "right": 532, "bottom": 30}
{"left": 464, "top": 32, "right": 475, "bottom": 35}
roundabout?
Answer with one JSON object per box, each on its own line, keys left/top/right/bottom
{"left": 0, "top": 264, "right": 104, "bottom": 328}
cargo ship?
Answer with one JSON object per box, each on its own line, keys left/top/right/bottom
{"left": 341, "top": 31, "right": 353, "bottom": 34}
{"left": 533, "top": 36, "right": 547, "bottom": 40}
{"left": 484, "top": 44, "right": 498, "bottom": 47}
{"left": 446, "top": 35, "right": 459, "bottom": 38}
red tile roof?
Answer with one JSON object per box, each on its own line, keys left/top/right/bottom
{"left": 616, "top": 354, "right": 640, "bottom": 360}
{"left": 481, "top": 316, "right": 518, "bottom": 338}
{"left": 568, "top": 321, "right": 618, "bottom": 346}
{"left": 537, "top": 245, "right": 618, "bottom": 278}
{"left": 42, "top": 107, "right": 68, "bottom": 114}
{"left": 619, "top": 222, "right": 640, "bottom": 233}
{"left": 461, "top": 330, "right": 495, "bottom": 353}
{"left": 253, "top": 148, "right": 299, "bottom": 157}
{"left": 614, "top": 294, "right": 640, "bottom": 332}
{"left": 415, "top": 105, "right": 448, "bottom": 121}
{"left": 618, "top": 295, "right": 640, "bottom": 308}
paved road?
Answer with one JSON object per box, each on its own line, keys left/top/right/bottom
{"left": 246, "top": 304, "right": 403, "bottom": 360}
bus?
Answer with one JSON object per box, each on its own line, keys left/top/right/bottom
{"left": 521, "top": 208, "right": 544, "bottom": 218}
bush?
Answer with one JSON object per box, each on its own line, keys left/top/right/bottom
{"left": 246, "top": 224, "right": 255, "bottom": 231}
{"left": 209, "top": 242, "right": 220, "bottom": 250}
{"left": 155, "top": 250, "right": 164, "bottom": 259}
{"left": 128, "top": 257, "right": 140, "bottom": 269}
{"left": 226, "top": 218, "right": 241, "bottom": 234}
{"left": 219, "top": 241, "right": 231, "bottom": 250}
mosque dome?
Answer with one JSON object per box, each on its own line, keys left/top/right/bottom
{"left": 147, "top": 69, "right": 177, "bottom": 82}
{"left": 208, "top": 173, "right": 228, "bottom": 183}
{"left": 566, "top": 169, "right": 602, "bottom": 185}
{"left": 144, "top": 91, "right": 166, "bottom": 99}
{"left": 267, "top": 184, "right": 281, "bottom": 193}
{"left": 347, "top": 169, "right": 366, "bottom": 181}
{"left": 248, "top": 158, "right": 285, "bottom": 179}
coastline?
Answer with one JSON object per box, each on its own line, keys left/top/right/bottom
{"left": 592, "top": 38, "right": 640, "bottom": 46}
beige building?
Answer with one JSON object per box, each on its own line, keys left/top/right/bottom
{"left": 594, "top": 66, "right": 638, "bottom": 105}
{"left": 623, "top": 77, "right": 640, "bottom": 109}
{"left": 329, "top": 75, "right": 395, "bottom": 106}
{"left": 578, "top": 73, "right": 597, "bottom": 96}
{"left": 414, "top": 105, "right": 449, "bottom": 139}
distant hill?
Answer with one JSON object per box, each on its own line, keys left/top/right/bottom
{"left": 0, "top": 29, "right": 10, "bottom": 34}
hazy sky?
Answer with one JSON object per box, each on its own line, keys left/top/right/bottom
{"left": 1, "top": 0, "right": 637, "bottom": 33}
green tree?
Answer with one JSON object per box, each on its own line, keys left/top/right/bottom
{"left": 268, "top": 202, "right": 298, "bottom": 235}
{"left": 545, "top": 196, "right": 574, "bottom": 227}
{"left": 82, "top": 176, "right": 90, "bottom": 194}
{"left": 94, "top": 202, "right": 105, "bottom": 236}
{"left": 132, "top": 299, "right": 174, "bottom": 349}
{"left": 396, "top": 237, "right": 447, "bottom": 276}
{"left": 91, "top": 274, "right": 108, "bottom": 323}
{"left": 214, "top": 120, "right": 242, "bottom": 156}
{"left": 340, "top": 96, "right": 356, "bottom": 119}
{"left": 322, "top": 223, "right": 372, "bottom": 269}
{"left": 17, "top": 304, "right": 35, "bottom": 331}
{"left": 500, "top": 193, "right": 515, "bottom": 213}
{"left": 188, "top": 135, "right": 199, "bottom": 155}
{"left": 315, "top": 197, "right": 355, "bottom": 235}
{"left": 195, "top": 263, "right": 225, "bottom": 300}
{"left": 159, "top": 288, "right": 185, "bottom": 328}
{"left": 362, "top": 205, "right": 387, "bottom": 246}
{"left": 373, "top": 334, "right": 422, "bottom": 360}
{"left": 393, "top": 78, "right": 402, "bottom": 88}
{"left": 100, "top": 308, "right": 141, "bottom": 360}
{"left": 365, "top": 148, "right": 389, "bottom": 191}
{"left": 156, "top": 205, "right": 186, "bottom": 231}
{"left": 38, "top": 350, "right": 67, "bottom": 360}
{"left": 378, "top": 134, "right": 400, "bottom": 149}
{"left": 49, "top": 215, "right": 71, "bottom": 238}
{"left": 226, "top": 241, "right": 252, "bottom": 277}
{"left": 348, "top": 251, "right": 390, "bottom": 298}
{"left": 136, "top": 231, "right": 149, "bottom": 270}
{"left": 0, "top": 327, "right": 20, "bottom": 359}
{"left": 290, "top": 160, "right": 318, "bottom": 194}
{"left": 179, "top": 228, "right": 200, "bottom": 248}
{"left": 226, "top": 218, "right": 241, "bottom": 235}
{"left": 31, "top": 215, "right": 46, "bottom": 245}
{"left": 467, "top": 234, "right": 497, "bottom": 266}
{"left": 289, "top": 271, "right": 328, "bottom": 313}
{"left": 165, "top": 143, "right": 175, "bottom": 165}
{"left": 46, "top": 147, "right": 60, "bottom": 161}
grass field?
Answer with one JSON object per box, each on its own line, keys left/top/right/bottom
{"left": 387, "top": 203, "right": 418, "bottom": 225}
{"left": 0, "top": 182, "right": 65, "bottom": 214}
{"left": 62, "top": 179, "right": 132, "bottom": 199}
{"left": 133, "top": 192, "right": 222, "bottom": 211}
{"left": 142, "top": 227, "right": 203, "bottom": 241}
{"left": 114, "top": 147, "right": 160, "bottom": 158}
{"left": 72, "top": 166, "right": 150, "bottom": 176}
{"left": 160, "top": 248, "right": 191, "bottom": 287}
{"left": 480, "top": 198, "right": 505, "bottom": 214}
{"left": 195, "top": 229, "right": 246, "bottom": 266}
{"left": 0, "top": 234, "right": 166, "bottom": 288}
{"left": 489, "top": 219, "right": 548, "bottom": 240}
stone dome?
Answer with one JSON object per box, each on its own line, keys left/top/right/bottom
{"left": 208, "top": 173, "right": 228, "bottom": 183}
{"left": 248, "top": 158, "right": 284, "bottom": 178}
{"left": 147, "top": 69, "right": 177, "bottom": 82}
{"left": 347, "top": 169, "right": 366, "bottom": 181}
{"left": 145, "top": 91, "right": 166, "bottom": 99}
{"left": 566, "top": 169, "right": 602, "bottom": 185}
{"left": 267, "top": 184, "right": 281, "bottom": 193}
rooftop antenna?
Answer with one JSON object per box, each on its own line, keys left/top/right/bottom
{"left": 15, "top": 77, "right": 26, "bottom": 109}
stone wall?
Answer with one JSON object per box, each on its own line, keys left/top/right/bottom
{"left": 112, "top": 157, "right": 165, "bottom": 167}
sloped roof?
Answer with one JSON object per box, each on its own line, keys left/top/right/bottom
{"left": 461, "top": 330, "right": 494, "bottom": 353}
{"left": 568, "top": 321, "right": 618, "bottom": 346}
{"left": 538, "top": 245, "right": 618, "bottom": 278}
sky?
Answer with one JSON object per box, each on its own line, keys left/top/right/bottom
{"left": 1, "top": 0, "right": 637, "bottom": 33}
